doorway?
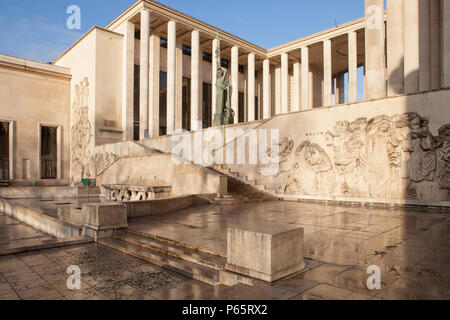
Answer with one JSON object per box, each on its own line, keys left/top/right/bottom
{"left": 40, "top": 126, "right": 57, "bottom": 179}
{"left": 0, "top": 122, "right": 9, "bottom": 180}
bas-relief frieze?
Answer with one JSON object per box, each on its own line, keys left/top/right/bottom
{"left": 266, "top": 113, "right": 450, "bottom": 201}
{"left": 71, "top": 77, "right": 94, "bottom": 181}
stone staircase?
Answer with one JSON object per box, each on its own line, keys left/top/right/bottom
{"left": 210, "top": 165, "right": 278, "bottom": 202}
{"left": 99, "top": 229, "right": 226, "bottom": 286}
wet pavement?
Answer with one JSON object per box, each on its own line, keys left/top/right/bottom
{"left": 0, "top": 201, "right": 449, "bottom": 300}
{"left": 0, "top": 213, "right": 55, "bottom": 249}
{"left": 128, "top": 201, "right": 450, "bottom": 300}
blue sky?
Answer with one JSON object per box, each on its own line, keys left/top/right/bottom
{"left": 0, "top": 0, "right": 366, "bottom": 63}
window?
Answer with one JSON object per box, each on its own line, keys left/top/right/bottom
{"left": 238, "top": 92, "right": 245, "bottom": 123}
{"left": 133, "top": 65, "right": 140, "bottom": 141}
{"left": 238, "top": 65, "right": 245, "bottom": 74}
{"left": 0, "top": 122, "right": 9, "bottom": 180}
{"left": 255, "top": 96, "right": 259, "bottom": 121}
{"left": 221, "top": 59, "right": 229, "bottom": 69}
{"left": 182, "top": 45, "right": 192, "bottom": 56}
{"left": 182, "top": 78, "right": 191, "bottom": 131}
{"left": 160, "top": 72, "right": 167, "bottom": 136}
{"left": 160, "top": 38, "right": 168, "bottom": 48}
{"left": 202, "top": 83, "right": 212, "bottom": 129}
{"left": 202, "top": 52, "right": 212, "bottom": 63}
{"left": 40, "top": 126, "right": 57, "bottom": 179}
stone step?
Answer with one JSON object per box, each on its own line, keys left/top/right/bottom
{"left": 99, "top": 237, "right": 221, "bottom": 286}
{"left": 113, "top": 230, "right": 226, "bottom": 271}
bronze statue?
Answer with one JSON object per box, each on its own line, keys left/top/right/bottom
{"left": 213, "top": 33, "right": 235, "bottom": 126}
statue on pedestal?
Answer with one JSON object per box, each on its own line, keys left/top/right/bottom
{"left": 213, "top": 33, "right": 235, "bottom": 126}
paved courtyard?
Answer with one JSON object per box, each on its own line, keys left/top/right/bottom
{"left": 0, "top": 201, "right": 449, "bottom": 300}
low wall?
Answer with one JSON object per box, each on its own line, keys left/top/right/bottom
{"left": 125, "top": 194, "right": 211, "bottom": 218}
{"left": 96, "top": 154, "right": 227, "bottom": 197}
{"left": 0, "top": 186, "right": 100, "bottom": 199}
{"left": 0, "top": 198, "right": 82, "bottom": 238}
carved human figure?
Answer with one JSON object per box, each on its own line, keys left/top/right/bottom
{"left": 327, "top": 120, "right": 365, "bottom": 195}
{"left": 436, "top": 124, "right": 450, "bottom": 190}
{"left": 365, "top": 116, "right": 399, "bottom": 199}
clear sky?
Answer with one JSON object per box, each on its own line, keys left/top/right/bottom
{"left": 0, "top": 0, "right": 366, "bottom": 63}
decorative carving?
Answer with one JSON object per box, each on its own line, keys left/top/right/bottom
{"left": 436, "top": 124, "right": 450, "bottom": 190}
{"left": 272, "top": 113, "right": 450, "bottom": 201}
{"left": 95, "top": 152, "right": 119, "bottom": 176}
{"left": 71, "top": 77, "right": 94, "bottom": 182}
{"left": 103, "top": 185, "right": 172, "bottom": 202}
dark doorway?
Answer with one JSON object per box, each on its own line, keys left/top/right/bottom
{"left": 255, "top": 96, "right": 259, "bottom": 121}
{"left": 202, "top": 83, "right": 212, "bottom": 129}
{"left": 0, "top": 122, "right": 9, "bottom": 180}
{"left": 238, "top": 92, "right": 245, "bottom": 123}
{"left": 160, "top": 72, "right": 167, "bottom": 136}
{"left": 182, "top": 77, "right": 191, "bottom": 131}
{"left": 40, "top": 126, "right": 57, "bottom": 180}
{"left": 133, "top": 64, "right": 140, "bottom": 141}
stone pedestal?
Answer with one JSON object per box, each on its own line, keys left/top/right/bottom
{"left": 82, "top": 203, "right": 128, "bottom": 241}
{"left": 226, "top": 222, "right": 305, "bottom": 283}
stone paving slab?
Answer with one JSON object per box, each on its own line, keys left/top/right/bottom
{"left": 0, "top": 201, "right": 449, "bottom": 300}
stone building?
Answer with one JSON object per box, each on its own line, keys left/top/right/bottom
{"left": 0, "top": 0, "right": 449, "bottom": 206}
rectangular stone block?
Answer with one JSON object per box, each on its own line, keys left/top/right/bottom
{"left": 226, "top": 222, "right": 305, "bottom": 283}
{"left": 82, "top": 202, "right": 127, "bottom": 231}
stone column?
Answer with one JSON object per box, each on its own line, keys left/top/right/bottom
{"left": 139, "top": 10, "right": 150, "bottom": 140}
{"left": 404, "top": 0, "right": 420, "bottom": 94}
{"left": 149, "top": 33, "right": 160, "bottom": 138}
{"left": 231, "top": 46, "right": 239, "bottom": 124}
{"left": 419, "top": 0, "right": 431, "bottom": 92}
{"left": 263, "top": 59, "right": 271, "bottom": 119}
{"left": 348, "top": 31, "right": 358, "bottom": 103}
{"left": 121, "top": 21, "right": 135, "bottom": 141}
{"left": 248, "top": 53, "right": 255, "bottom": 122}
{"left": 323, "top": 39, "right": 332, "bottom": 107}
{"left": 166, "top": 20, "right": 176, "bottom": 135}
{"left": 430, "top": 0, "right": 441, "bottom": 90}
{"left": 336, "top": 73, "right": 345, "bottom": 104}
{"left": 281, "top": 53, "right": 289, "bottom": 114}
{"left": 191, "top": 30, "right": 202, "bottom": 131}
{"left": 212, "top": 38, "right": 220, "bottom": 121}
{"left": 387, "top": 0, "right": 404, "bottom": 95}
{"left": 443, "top": 0, "right": 450, "bottom": 88}
{"left": 292, "top": 61, "right": 301, "bottom": 112}
{"left": 274, "top": 66, "right": 281, "bottom": 115}
{"left": 365, "top": 0, "right": 386, "bottom": 99}
{"left": 301, "top": 47, "right": 310, "bottom": 110}
{"left": 175, "top": 41, "right": 183, "bottom": 131}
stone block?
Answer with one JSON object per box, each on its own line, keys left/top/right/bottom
{"left": 226, "top": 222, "right": 305, "bottom": 283}
{"left": 82, "top": 203, "right": 127, "bottom": 240}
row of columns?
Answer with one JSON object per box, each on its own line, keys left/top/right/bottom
{"left": 136, "top": 10, "right": 264, "bottom": 139}
{"left": 386, "top": 0, "right": 450, "bottom": 96}
{"left": 126, "top": 2, "right": 450, "bottom": 140}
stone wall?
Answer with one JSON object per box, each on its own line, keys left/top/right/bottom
{"left": 97, "top": 89, "right": 450, "bottom": 206}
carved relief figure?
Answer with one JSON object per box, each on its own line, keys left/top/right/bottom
{"left": 326, "top": 119, "right": 367, "bottom": 196}
{"left": 285, "top": 141, "right": 334, "bottom": 196}
{"left": 71, "top": 77, "right": 94, "bottom": 182}
{"left": 436, "top": 124, "right": 450, "bottom": 190}
{"left": 274, "top": 112, "right": 449, "bottom": 201}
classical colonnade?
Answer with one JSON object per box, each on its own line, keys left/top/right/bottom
{"left": 122, "top": 0, "right": 450, "bottom": 141}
